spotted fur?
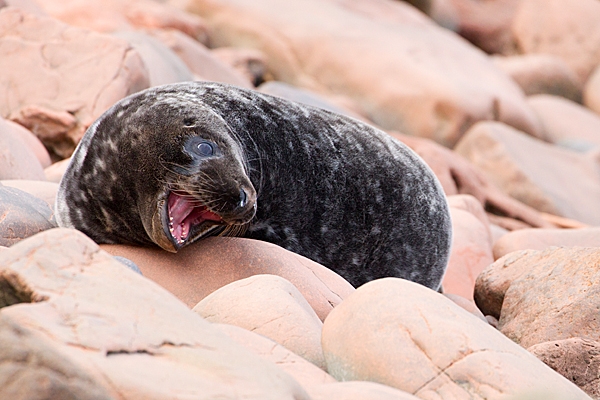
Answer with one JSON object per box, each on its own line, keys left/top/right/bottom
{"left": 56, "top": 82, "right": 452, "bottom": 289}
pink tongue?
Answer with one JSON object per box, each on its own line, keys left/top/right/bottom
{"left": 168, "top": 192, "right": 221, "bottom": 243}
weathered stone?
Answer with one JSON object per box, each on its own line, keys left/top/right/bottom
{"left": 321, "top": 278, "right": 589, "bottom": 399}
{"left": 454, "top": 121, "right": 600, "bottom": 225}
{"left": 0, "top": 7, "right": 149, "bottom": 158}
{"left": 100, "top": 238, "right": 354, "bottom": 321}
{"left": 0, "top": 228, "right": 310, "bottom": 399}
{"left": 44, "top": 158, "right": 70, "bottom": 183}
{"left": 193, "top": 274, "right": 325, "bottom": 369}
{"left": 475, "top": 247, "right": 600, "bottom": 349}
{"left": 4, "top": 118, "right": 51, "bottom": 168}
{"left": 0, "top": 184, "right": 55, "bottom": 247}
{"left": 1, "top": 180, "right": 58, "bottom": 211}
{"left": 528, "top": 94, "right": 600, "bottom": 152}
{"left": 493, "top": 54, "right": 582, "bottom": 103}
{"left": 584, "top": 65, "right": 600, "bottom": 117}
{"left": 528, "top": 338, "right": 600, "bottom": 399}
{"left": 309, "top": 381, "right": 421, "bottom": 400}
{"left": 175, "top": 0, "right": 540, "bottom": 147}
{"left": 215, "top": 323, "right": 335, "bottom": 388}
{"left": 212, "top": 47, "right": 269, "bottom": 86}
{"left": 0, "top": 116, "right": 45, "bottom": 180}
{"left": 493, "top": 227, "right": 600, "bottom": 260}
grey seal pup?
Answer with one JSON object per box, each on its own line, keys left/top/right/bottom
{"left": 56, "top": 81, "right": 452, "bottom": 289}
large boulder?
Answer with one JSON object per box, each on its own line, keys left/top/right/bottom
{"left": 0, "top": 116, "right": 45, "bottom": 180}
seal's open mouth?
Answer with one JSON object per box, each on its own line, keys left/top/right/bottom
{"left": 167, "top": 191, "right": 223, "bottom": 245}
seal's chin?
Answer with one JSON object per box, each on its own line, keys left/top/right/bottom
{"left": 165, "top": 190, "right": 223, "bottom": 249}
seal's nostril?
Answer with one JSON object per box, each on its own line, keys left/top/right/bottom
{"left": 239, "top": 189, "right": 247, "bottom": 208}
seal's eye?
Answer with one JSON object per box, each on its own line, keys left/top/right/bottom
{"left": 183, "top": 118, "right": 195, "bottom": 127}
{"left": 196, "top": 142, "right": 214, "bottom": 157}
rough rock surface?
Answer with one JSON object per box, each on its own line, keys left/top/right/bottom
{"left": 193, "top": 274, "right": 326, "bottom": 369}
{"left": 321, "top": 278, "right": 589, "bottom": 399}
{"left": 0, "top": 228, "right": 310, "bottom": 399}
{"left": 528, "top": 337, "right": 600, "bottom": 399}
{"left": 101, "top": 238, "right": 355, "bottom": 321}
{"left": 475, "top": 247, "right": 600, "bottom": 349}
{"left": 0, "top": 7, "right": 149, "bottom": 159}
{"left": 176, "top": 0, "right": 540, "bottom": 147}
{"left": 455, "top": 121, "right": 600, "bottom": 225}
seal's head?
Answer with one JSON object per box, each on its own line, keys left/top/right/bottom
{"left": 56, "top": 88, "right": 257, "bottom": 252}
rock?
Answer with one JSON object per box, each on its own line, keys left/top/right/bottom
{"left": 176, "top": 0, "right": 540, "bottom": 147}
{"left": 112, "top": 30, "right": 193, "bottom": 87}
{"left": 212, "top": 47, "right": 269, "bottom": 86}
{"left": 215, "top": 323, "right": 336, "bottom": 388}
{"left": 528, "top": 95, "right": 600, "bottom": 152}
{"left": 4, "top": 119, "right": 51, "bottom": 168}
{"left": 44, "top": 158, "right": 70, "bottom": 183}
{"left": 0, "top": 117, "right": 45, "bottom": 180}
{"left": 493, "top": 55, "right": 582, "bottom": 103}
{"left": 100, "top": 237, "right": 354, "bottom": 321}
{"left": 0, "top": 228, "right": 310, "bottom": 399}
{"left": 475, "top": 247, "right": 600, "bottom": 349}
{"left": 1, "top": 180, "right": 58, "bottom": 211}
{"left": 454, "top": 121, "right": 600, "bottom": 226}
{"left": 446, "top": 194, "right": 491, "bottom": 234}
{"left": 193, "top": 274, "right": 325, "bottom": 369}
{"left": 0, "top": 7, "right": 149, "bottom": 159}
{"left": 34, "top": 0, "right": 209, "bottom": 43}
{"left": 584, "top": 65, "right": 600, "bottom": 117}
{"left": 528, "top": 338, "right": 600, "bottom": 399}
{"left": 309, "top": 381, "right": 421, "bottom": 400}
{"left": 2, "top": 0, "right": 45, "bottom": 15}
{"left": 321, "top": 278, "right": 589, "bottom": 399}
{"left": 510, "top": 0, "right": 600, "bottom": 84}
{"left": 147, "top": 28, "right": 252, "bottom": 88}
{"left": 0, "top": 184, "right": 56, "bottom": 246}
{"left": 442, "top": 204, "right": 494, "bottom": 301}
{"left": 443, "top": 293, "right": 487, "bottom": 323}
{"left": 493, "top": 227, "right": 600, "bottom": 260}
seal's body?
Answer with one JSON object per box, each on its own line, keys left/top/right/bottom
{"left": 56, "top": 82, "right": 452, "bottom": 289}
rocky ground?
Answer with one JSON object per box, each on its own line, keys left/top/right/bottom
{"left": 1, "top": 0, "right": 600, "bottom": 398}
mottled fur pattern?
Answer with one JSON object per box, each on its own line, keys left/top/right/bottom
{"left": 56, "top": 82, "right": 452, "bottom": 289}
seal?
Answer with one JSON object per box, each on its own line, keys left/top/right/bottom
{"left": 56, "top": 81, "right": 452, "bottom": 289}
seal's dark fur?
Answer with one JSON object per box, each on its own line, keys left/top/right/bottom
{"left": 56, "top": 82, "right": 452, "bottom": 289}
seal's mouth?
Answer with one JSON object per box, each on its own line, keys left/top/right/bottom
{"left": 166, "top": 190, "right": 223, "bottom": 247}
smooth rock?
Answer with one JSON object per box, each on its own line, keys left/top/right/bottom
{"left": 212, "top": 47, "right": 269, "bottom": 86}
{"left": 321, "top": 278, "right": 590, "bottom": 399}
{"left": 510, "top": 0, "right": 600, "bottom": 83}
{"left": 0, "top": 117, "right": 45, "bottom": 180}
{"left": 475, "top": 247, "right": 600, "bottom": 349}
{"left": 0, "top": 7, "right": 149, "bottom": 159}
{"left": 176, "top": 0, "right": 541, "bottom": 147}
{"left": 454, "top": 121, "right": 600, "bottom": 225}
{"left": 493, "top": 54, "right": 582, "bottom": 103}
{"left": 528, "top": 338, "right": 600, "bottom": 399}
{"left": 100, "top": 238, "right": 355, "bottom": 321}
{"left": 442, "top": 205, "right": 494, "bottom": 301}
{"left": 584, "top": 65, "right": 600, "bottom": 116}
{"left": 1, "top": 0, "right": 45, "bottom": 15}
{"left": 0, "top": 184, "right": 55, "bottom": 246}
{"left": 44, "top": 158, "right": 70, "bottom": 183}
{"left": 493, "top": 227, "right": 600, "bottom": 260}
{"left": 309, "top": 381, "right": 421, "bottom": 400}
{"left": 34, "top": 0, "right": 209, "bottom": 43}
{"left": 148, "top": 28, "right": 252, "bottom": 88}
{"left": 528, "top": 94, "right": 600, "bottom": 152}
{"left": 1, "top": 180, "right": 58, "bottom": 211}
{"left": 4, "top": 119, "right": 51, "bottom": 168}
{"left": 193, "top": 274, "right": 325, "bottom": 369}
{"left": 0, "top": 228, "right": 310, "bottom": 399}
{"left": 215, "top": 323, "right": 336, "bottom": 388}
{"left": 443, "top": 293, "right": 487, "bottom": 323}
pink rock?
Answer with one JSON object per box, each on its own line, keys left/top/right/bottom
{"left": 528, "top": 94, "right": 600, "bottom": 152}
{"left": 215, "top": 323, "right": 336, "bottom": 388}
{"left": 0, "top": 117, "right": 45, "bottom": 180}
{"left": 1, "top": 180, "right": 58, "bottom": 211}
{"left": 148, "top": 28, "right": 252, "bottom": 88}
{"left": 175, "top": 0, "right": 540, "bottom": 147}
{"left": 100, "top": 237, "right": 355, "bottom": 321}
{"left": 584, "top": 65, "right": 600, "bottom": 117}
{"left": 193, "top": 274, "right": 326, "bottom": 369}
{"left": 510, "top": 0, "right": 600, "bottom": 83}
{"left": 212, "top": 47, "right": 269, "bottom": 86}
{"left": 493, "top": 227, "right": 600, "bottom": 260}
{"left": 0, "top": 7, "right": 149, "bottom": 158}
{"left": 321, "top": 278, "right": 589, "bottom": 399}
{"left": 454, "top": 121, "right": 600, "bottom": 225}
{"left": 0, "top": 228, "right": 311, "bottom": 399}
{"left": 493, "top": 54, "right": 582, "bottom": 103}
{"left": 309, "top": 381, "right": 421, "bottom": 400}
{"left": 4, "top": 119, "right": 51, "bottom": 168}
{"left": 35, "top": 0, "right": 209, "bottom": 43}
{"left": 44, "top": 158, "right": 70, "bottom": 183}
